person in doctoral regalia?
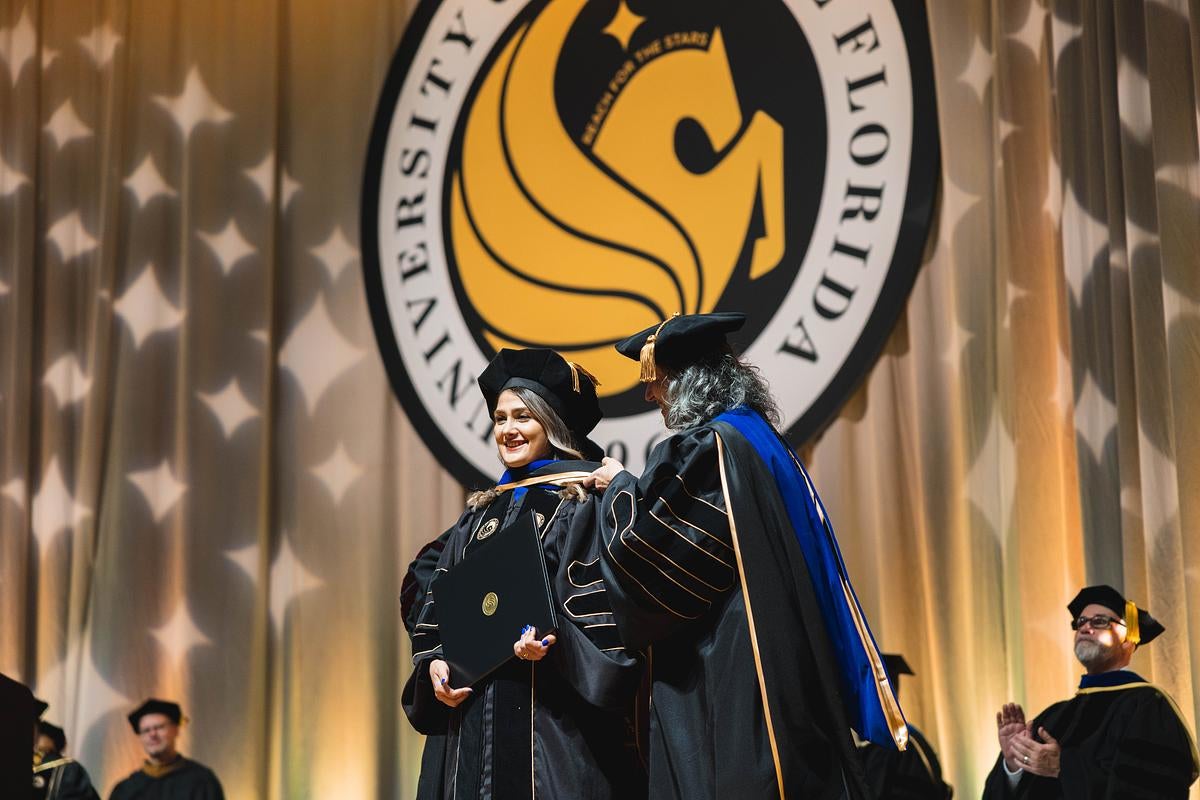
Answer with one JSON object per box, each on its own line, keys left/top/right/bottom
{"left": 33, "top": 719, "right": 100, "bottom": 800}
{"left": 585, "top": 312, "right": 908, "bottom": 800}
{"left": 109, "top": 699, "right": 224, "bottom": 800}
{"left": 983, "top": 585, "right": 1199, "bottom": 799}
{"left": 402, "top": 530, "right": 452, "bottom": 799}
{"left": 402, "top": 348, "right": 646, "bottom": 800}
{"left": 859, "top": 655, "right": 951, "bottom": 799}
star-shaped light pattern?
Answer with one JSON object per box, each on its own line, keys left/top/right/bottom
{"left": 225, "top": 537, "right": 324, "bottom": 632}
{"left": 69, "top": 632, "right": 132, "bottom": 749}
{"left": 937, "top": 174, "right": 984, "bottom": 253}
{"left": 124, "top": 154, "right": 176, "bottom": 209}
{"left": 279, "top": 295, "right": 366, "bottom": 415}
{"left": 310, "top": 226, "right": 358, "bottom": 281}
{"left": 310, "top": 442, "right": 364, "bottom": 505}
{"left": 0, "top": 8, "right": 37, "bottom": 81}
{"left": 0, "top": 278, "right": 8, "bottom": 296}
{"left": 150, "top": 599, "right": 213, "bottom": 672}
{"left": 153, "top": 66, "right": 234, "bottom": 142}
{"left": 197, "top": 218, "right": 256, "bottom": 275}
{"left": 197, "top": 378, "right": 259, "bottom": 438}
{"left": 244, "top": 152, "right": 303, "bottom": 210}
{"left": 1002, "top": 280, "right": 1030, "bottom": 329}
{"left": 966, "top": 406, "right": 1016, "bottom": 543}
{"left": 41, "top": 45, "right": 58, "bottom": 70}
{"left": 0, "top": 150, "right": 28, "bottom": 197}
{"left": 1060, "top": 187, "right": 1108, "bottom": 305}
{"left": 1117, "top": 54, "right": 1153, "bottom": 143}
{"left": 32, "top": 457, "right": 92, "bottom": 555}
{"left": 2, "top": 477, "right": 26, "bottom": 509}
{"left": 248, "top": 329, "right": 270, "bottom": 345}
{"left": 1050, "top": 347, "right": 1073, "bottom": 417}
{"left": 42, "top": 353, "right": 93, "bottom": 408}
{"left": 46, "top": 211, "right": 99, "bottom": 262}
{"left": 1006, "top": 4, "right": 1046, "bottom": 55}
{"left": 1074, "top": 371, "right": 1117, "bottom": 462}
{"left": 113, "top": 265, "right": 184, "bottom": 348}
{"left": 44, "top": 100, "right": 94, "bottom": 149}
{"left": 959, "top": 37, "right": 993, "bottom": 104}
{"left": 603, "top": 0, "right": 645, "bottom": 51}
{"left": 77, "top": 21, "right": 122, "bottom": 68}
{"left": 127, "top": 459, "right": 187, "bottom": 523}
{"left": 940, "top": 318, "right": 975, "bottom": 368}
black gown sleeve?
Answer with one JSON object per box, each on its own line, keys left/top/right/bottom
{"left": 597, "top": 427, "right": 737, "bottom": 652}
{"left": 401, "top": 528, "right": 453, "bottom": 637}
{"left": 1060, "top": 690, "right": 1198, "bottom": 800}
{"left": 543, "top": 494, "right": 644, "bottom": 709}
{"left": 402, "top": 512, "right": 476, "bottom": 735}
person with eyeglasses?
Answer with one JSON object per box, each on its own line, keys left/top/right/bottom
{"left": 109, "top": 699, "right": 224, "bottom": 800}
{"left": 983, "top": 585, "right": 1199, "bottom": 798}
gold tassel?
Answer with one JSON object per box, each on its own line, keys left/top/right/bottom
{"left": 639, "top": 314, "right": 679, "bottom": 383}
{"left": 639, "top": 337, "right": 658, "bottom": 383}
{"left": 1125, "top": 600, "right": 1140, "bottom": 645}
{"left": 567, "top": 361, "right": 601, "bottom": 392}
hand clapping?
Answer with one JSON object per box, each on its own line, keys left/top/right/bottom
{"left": 1010, "top": 726, "right": 1061, "bottom": 778}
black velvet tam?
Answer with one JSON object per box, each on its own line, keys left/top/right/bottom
{"left": 477, "top": 348, "right": 602, "bottom": 439}
{"left": 1068, "top": 585, "right": 1164, "bottom": 645}
{"left": 127, "top": 698, "right": 183, "bottom": 732}
{"left": 615, "top": 312, "right": 746, "bottom": 372}
{"left": 37, "top": 720, "right": 66, "bottom": 752}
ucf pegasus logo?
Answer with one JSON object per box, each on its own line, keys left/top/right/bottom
{"left": 363, "top": 0, "right": 939, "bottom": 487}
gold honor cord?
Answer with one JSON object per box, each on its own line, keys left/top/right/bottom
{"left": 714, "top": 433, "right": 786, "bottom": 800}
{"left": 32, "top": 757, "right": 74, "bottom": 774}
{"left": 494, "top": 471, "right": 594, "bottom": 494}
{"left": 837, "top": 575, "right": 909, "bottom": 751}
{"left": 1075, "top": 681, "right": 1200, "bottom": 779}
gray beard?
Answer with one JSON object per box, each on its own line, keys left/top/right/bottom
{"left": 1074, "top": 639, "right": 1106, "bottom": 667}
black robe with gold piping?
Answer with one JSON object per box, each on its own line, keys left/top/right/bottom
{"left": 981, "top": 678, "right": 1199, "bottom": 799}
{"left": 108, "top": 757, "right": 224, "bottom": 800}
{"left": 404, "top": 530, "right": 453, "bottom": 800}
{"left": 860, "top": 726, "right": 951, "bottom": 799}
{"left": 402, "top": 484, "right": 645, "bottom": 800}
{"left": 33, "top": 751, "right": 101, "bottom": 800}
{"left": 596, "top": 421, "right": 872, "bottom": 800}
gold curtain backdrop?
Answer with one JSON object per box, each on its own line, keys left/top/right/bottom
{"left": 1, "top": 0, "right": 1197, "bottom": 798}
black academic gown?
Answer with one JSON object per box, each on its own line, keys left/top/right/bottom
{"left": 108, "top": 757, "right": 224, "bottom": 800}
{"left": 861, "top": 726, "right": 951, "bottom": 799}
{"left": 403, "top": 530, "right": 453, "bottom": 800}
{"left": 402, "top": 484, "right": 646, "bottom": 800}
{"left": 982, "top": 677, "right": 1199, "bottom": 799}
{"left": 33, "top": 751, "right": 101, "bottom": 800}
{"left": 597, "top": 420, "right": 871, "bottom": 800}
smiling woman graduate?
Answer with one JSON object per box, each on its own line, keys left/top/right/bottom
{"left": 402, "top": 348, "right": 645, "bottom": 800}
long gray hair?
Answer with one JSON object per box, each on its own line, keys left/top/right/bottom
{"left": 660, "top": 351, "right": 781, "bottom": 431}
{"left": 466, "top": 386, "right": 587, "bottom": 509}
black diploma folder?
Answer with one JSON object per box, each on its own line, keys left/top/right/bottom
{"left": 434, "top": 513, "right": 557, "bottom": 686}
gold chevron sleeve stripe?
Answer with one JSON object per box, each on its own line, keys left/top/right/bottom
{"left": 714, "top": 432, "right": 786, "bottom": 800}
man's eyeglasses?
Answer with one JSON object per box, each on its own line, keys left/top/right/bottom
{"left": 1071, "top": 614, "right": 1125, "bottom": 631}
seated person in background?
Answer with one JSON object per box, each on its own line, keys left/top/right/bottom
{"left": 33, "top": 718, "right": 100, "bottom": 800}
{"left": 983, "top": 585, "right": 1199, "bottom": 798}
{"left": 109, "top": 699, "right": 224, "bottom": 800}
{"left": 859, "top": 655, "right": 952, "bottom": 799}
